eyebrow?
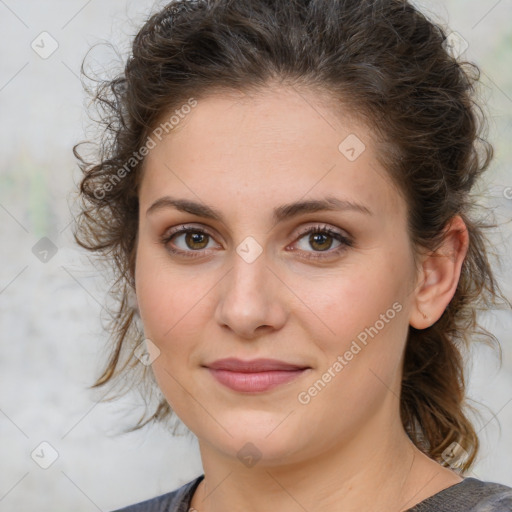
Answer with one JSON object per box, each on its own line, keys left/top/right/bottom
{"left": 146, "top": 195, "right": 372, "bottom": 223}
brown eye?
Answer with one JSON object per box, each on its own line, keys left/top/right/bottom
{"left": 183, "top": 231, "right": 210, "bottom": 250}
{"left": 292, "top": 224, "right": 353, "bottom": 260}
{"left": 161, "top": 225, "right": 220, "bottom": 258}
{"left": 308, "top": 232, "right": 334, "bottom": 251}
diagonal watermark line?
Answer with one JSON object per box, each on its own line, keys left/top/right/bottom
{"left": 59, "top": 204, "right": 78, "bottom": 235}
{"left": 481, "top": 69, "right": 512, "bottom": 105}
{"left": 61, "top": 471, "right": 103, "bottom": 511}
{"left": 0, "top": 0, "right": 29, "bottom": 28}
{"left": 476, "top": 396, "right": 512, "bottom": 436}
{"left": 162, "top": 367, "right": 234, "bottom": 437}
{"left": 60, "top": 266, "right": 105, "bottom": 311}
{"left": 0, "top": 472, "right": 29, "bottom": 502}
{"left": 0, "top": 265, "right": 28, "bottom": 295}
{"left": 163, "top": 267, "right": 233, "bottom": 336}
{"left": 291, "top": 85, "right": 338, "bottom": 133}
{"left": 265, "top": 471, "right": 311, "bottom": 512}
{"left": 472, "top": 0, "right": 503, "bottom": 29}
{"left": 0, "top": 408, "right": 29, "bottom": 439}
{"left": 198, "top": 471, "right": 233, "bottom": 503}
{"left": 61, "top": 60, "right": 81, "bottom": 82}
{"left": 264, "top": 265, "right": 336, "bottom": 335}
{"left": 61, "top": 0, "right": 94, "bottom": 29}
{"left": 398, "top": 464, "right": 440, "bottom": 511}
{"left": 0, "top": 203, "right": 29, "bottom": 232}
{"left": 0, "top": 62, "right": 29, "bottom": 93}
{"left": 395, "top": 447, "right": 417, "bottom": 506}
{"left": 59, "top": 218, "right": 74, "bottom": 235}
{"left": 61, "top": 388, "right": 111, "bottom": 439}
{"left": 368, "top": 367, "right": 400, "bottom": 399}
{"left": 264, "top": 409, "right": 296, "bottom": 438}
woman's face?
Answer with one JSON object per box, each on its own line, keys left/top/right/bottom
{"left": 135, "top": 85, "right": 419, "bottom": 465}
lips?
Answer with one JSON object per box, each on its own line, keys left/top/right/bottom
{"left": 204, "top": 358, "right": 311, "bottom": 392}
{"left": 206, "top": 358, "right": 308, "bottom": 372}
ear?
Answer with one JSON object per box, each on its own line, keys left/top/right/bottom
{"left": 410, "top": 215, "right": 469, "bottom": 329}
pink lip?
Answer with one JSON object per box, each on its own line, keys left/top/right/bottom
{"left": 204, "top": 358, "right": 310, "bottom": 393}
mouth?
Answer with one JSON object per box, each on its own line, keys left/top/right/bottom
{"left": 203, "top": 358, "right": 311, "bottom": 393}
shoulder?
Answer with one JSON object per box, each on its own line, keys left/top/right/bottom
{"left": 409, "top": 477, "right": 512, "bottom": 512}
{"left": 464, "top": 478, "right": 512, "bottom": 512}
{"left": 109, "top": 474, "right": 204, "bottom": 512}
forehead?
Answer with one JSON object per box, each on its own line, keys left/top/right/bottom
{"left": 140, "top": 85, "right": 404, "bottom": 221}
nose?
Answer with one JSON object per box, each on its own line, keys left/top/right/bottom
{"left": 214, "top": 250, "right": 288, "bottom": 340}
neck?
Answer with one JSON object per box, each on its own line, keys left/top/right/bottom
{"left": 190, "top": 408, "right": 462, "bottom": 512}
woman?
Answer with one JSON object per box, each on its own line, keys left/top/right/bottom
{"left": 74, "top": 0, "right": 512, "bottom": 510}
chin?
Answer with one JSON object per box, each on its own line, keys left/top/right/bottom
{"left": 193, "top": 410, "right": 312, "bottom": 466}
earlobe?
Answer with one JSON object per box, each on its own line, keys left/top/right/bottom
{"left": 410, "top": 216, "right": 469, "bottom": 329}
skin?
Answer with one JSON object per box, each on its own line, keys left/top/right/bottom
{"left": 134, "top": 84, "right": 468, "bottom": 512}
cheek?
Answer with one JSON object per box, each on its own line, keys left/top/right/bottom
{"left": 136, "top": 274, "right": 186, "bottom": 344}
{"left": 293, "top": 273, "right": 409, "bottom": 439}
{"left": 302, "top": 252, "right": 411, "bottom": 349}
{"left": 135, "top": 240, "right": 181, "bottom": 340}
{"left": 134, "top": 240, "right": 216, "bottom": 354}
{"left": 134, "top": 245, "right": 207, "bottom": 423}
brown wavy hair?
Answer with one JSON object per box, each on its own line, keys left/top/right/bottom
{"left": 73, "top": 0, "right": 509, "bottom": 472}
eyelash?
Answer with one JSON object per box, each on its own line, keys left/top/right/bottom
{"left": 160, "top": 224, "right": 353, "bottom": 261}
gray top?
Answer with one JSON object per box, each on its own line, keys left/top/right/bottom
{"left": 111, "top": 474, "right": 512, "bottom": 511}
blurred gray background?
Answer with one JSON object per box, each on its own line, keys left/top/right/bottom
{"left": 0, "top": 1, "right": 511, "bottom": 510}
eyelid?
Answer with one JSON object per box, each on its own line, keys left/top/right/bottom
{"left": 161, "top": 222, "right": 352, "bottom": 259}
{"left": 162, "top": 223, "right": 222, "bottom": 244}
{"left": 293, "top": 223, "right": 350, "bottom": 241}
{"left": 288, "top": 223, "right": 353, "bottom": 259}
{"left": 163, "top": 223, "right": 216, "bottom": 238}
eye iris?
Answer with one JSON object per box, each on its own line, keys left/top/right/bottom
{"left": 309, "top": 232, "right": 332, "bottom": 251}
{"left": 186, "top": 232, "right": 208, "bottom": 249}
